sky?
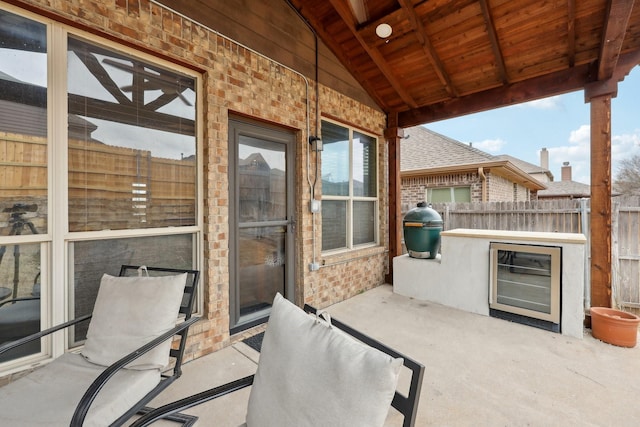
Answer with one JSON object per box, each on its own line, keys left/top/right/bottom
{"left": 426, "top": 66, "right": 640, "bottom": 184}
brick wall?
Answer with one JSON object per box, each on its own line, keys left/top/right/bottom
{"left": 402, "top": 170, "right": 532, "bottom": 213}
{"left": 401, "top": 171, "right": 482, "bottom": 211}
{"left": 13, "top": 0, "right": 387, "bottom": 361}
{"left": 487, "top": 174, "right": 530, "bottom": 202}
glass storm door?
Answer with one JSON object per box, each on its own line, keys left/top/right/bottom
{"left": 229, "top": 120, "right": 295, "bottom": 332}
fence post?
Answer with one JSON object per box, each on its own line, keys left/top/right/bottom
{"left": 580, "top": 198, "right": 590, "bottom": 311}
{"left": 611, "top": 199, "right": 620, "bottom": 308}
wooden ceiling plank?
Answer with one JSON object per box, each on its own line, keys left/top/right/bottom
{"left": 396, "top": 0, "right": 457, "bottom": 97}
{"left": 568, "top": 0, "right": 577, "bottom": 66}
{"left": 328, "top": 0, "right": 419, "bottom": 108}
{"left": 398, "top": 61, "right": 595, "bottom": 127}
{"left": 290, "top": 4, "right": 389, "bottom": 107}
{"left": 478, "top": 0, "right": 509, "bottom": 84}
{"left": 598, "top": 0, "right": 636, "bottom": 80}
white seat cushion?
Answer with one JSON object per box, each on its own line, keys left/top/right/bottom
{"left": 0, "top": 352, "right": 160, "bottom": 426}
{"left": 246, "top": 293, "right": 403, "bottom": 427}
{"left": 82, "top": 272, "right": 187, "bottom": 370}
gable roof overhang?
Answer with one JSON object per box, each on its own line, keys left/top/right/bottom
{"left": 288, "top": 0, "right": 640, "bottom": 123}
{"left": 401, "top": 160, "right": 547, "bottom": 191}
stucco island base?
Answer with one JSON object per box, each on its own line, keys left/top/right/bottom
{"left": 393, "top": 228, "right": 587, "bottom": 338}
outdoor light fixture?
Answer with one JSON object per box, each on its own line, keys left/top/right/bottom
{"left": 309, "top": 135, "right": 323, "bottom": 151}
{"left": 376, "top": 23, "right": 392, "bottom": 39}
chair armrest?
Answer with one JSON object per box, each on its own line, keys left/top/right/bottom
{"left": 0, "top": 314, "right": 92, "bottom": 356}
{"left": 0, "top": 296, "right": 40, "bottom": 308}
{"left": 129, "top": 375, "right": 255, "bottom": 427}
{"left": 71, "top": 316, "right": 201, "bottom": 426}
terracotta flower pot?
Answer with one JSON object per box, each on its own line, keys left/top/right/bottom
{"left": 590, "top": 307, "right": 640, "bottom": 348}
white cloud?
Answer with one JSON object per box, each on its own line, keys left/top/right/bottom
{"left": 569, "top": 124, "right": 591, "bottom": 143}
{"left": 474, "top": 138, "right": 507, "bottom": 153}
{"left": 517, "top": 96, "right": 562, "bottom": 110}
{"left": 548, "top": 124, "right": 591, "bottom": 184}
{"left": 546, "top": 124, "right": 640, "bottom": 184}
{"left": 612, "top": 131, "right": 640, "bottom": 176}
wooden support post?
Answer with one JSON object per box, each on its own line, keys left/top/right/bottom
{"left": 589, "top": 94, "right": 613, "bottom": 308}
{"left": 385, "top": 114, "right": 404, "bottom": 283}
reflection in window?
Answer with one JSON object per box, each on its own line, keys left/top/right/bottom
{"left": 321, "top": 122, "right": 349, "bottom": 196}
{"left": 0, "top": 243, "right": 41, "bottom": 362}
{"left": 0, "top": 9, "right": 48, "bottom": 235}
{"left": 0, "top": 10, "right": 46, "bottom": 363}
{"left": 70, "top": 234, "right": 194, "bottom": 345}
{"left": 238, "top": 226, "right": 286, "bottom": 323}
{"left": 321, "top": 121, "right": 378, "bottom": 251}
{"left": 353, "top": 132, "right": 376, "bottom": 197}
{"left": 67, "top": 37, "right": 197, "bottom": 232}
{"left": 238, "top": 136, "right": 287, "bottom": 222}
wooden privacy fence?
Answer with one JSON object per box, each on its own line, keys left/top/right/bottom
{"left": 613, "top": 196, "right": 640, "bottom": 315}
{"left": 416, "top": 198, "right": 640, "bottom": 315}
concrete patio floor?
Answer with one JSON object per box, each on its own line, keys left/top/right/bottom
{"left": 149, "top": 284, "right": 640, "bottom": 426}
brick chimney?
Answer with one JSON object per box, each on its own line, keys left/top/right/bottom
{"left": 540, "top": 148, "right": 549, "bottom": 170}
{"left": 561, "top": 161, "right": 572, "bottom": 181}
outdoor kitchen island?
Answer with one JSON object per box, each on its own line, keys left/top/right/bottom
{"left": 393, "top": 228, "right": 587, "bottom": 338}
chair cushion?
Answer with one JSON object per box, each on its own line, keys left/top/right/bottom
{"left": 82, "top": 272, "right": 187, "bottom": 370}
{"left": 246, "top": 293, "right": 403, "bottom": 427}
{"left": 0, "top": 352, "right": 160, "bottom": 426}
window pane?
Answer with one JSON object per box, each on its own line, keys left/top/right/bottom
{"left": 0, "top": 10, "right": 48, "bottom": 235}
{"left": 429, "top": 188, "right": 452, "bottom": 203}
{"left": 238, "top": 226, "right": 285, "bottom": 322}
{"left": 239, "top": 136, "right": 287, "bottom": 222}
{"left": 353, "top": 201, "right": 375, "bottom": 245}
{"left": 496, "top": 250, "right": 552, "bottom": 314}
{"left": 453, "top": 187, "right": 471, "bottom": 202}
{"left": 321, "top": 122, "right": 349, "bottom": 196}
{"left": 67, "top": 37, "right": 197, "bottom": 232}
{"left": 70, "top": 234, "right": 194, "bottom": 344}
{"left": 322, "top": 200, "right": 347, "bottom": 250}
{"left": 0, "top": 243, "right": 41, "bottom": 362}
{"left": 353, "top": 132, "right": 376, "bottom": 197}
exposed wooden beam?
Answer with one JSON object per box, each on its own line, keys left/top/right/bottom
{"left": 598, "top": 0, "right": 636, "bottom": 80}
{"left": 328, "top": 0, "right": 419, "bottom": 108}
{"left": 385, "top": 112, "right": 404, "bottom": 283}
{"left": 396, "top": 0, "right": 457, "bottom": 97}
{"left": 398, "top": 62, "right": 596, "bottom": 127}
{"left": 68, "top": 94, "right": 195, "bottom": 136}
{"left": 589, "top": 94, "right": 613, "bottom": 308}
{"left": 347, "top": 0, "right": 367, "bottom": 24}
{"left": 72, "top": 48, "right": 131, "bottom": 105}
{"left": 478, "top": 0, "right": 508, "bottom": 84}
{"left": 585, "top": 48, "right": 640, "bottom": 99}
{"left": 292, "top": 5, "right": 388, "bottom": 108}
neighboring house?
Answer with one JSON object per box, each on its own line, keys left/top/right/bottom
{"left": 495, "top": 149, "right": 554, "bottom": 183}
{"left": 538, "top": 162, "right": 591, "bottom": 200}
{"left": 401, "top": 126, "right": 546, "bottom": 211}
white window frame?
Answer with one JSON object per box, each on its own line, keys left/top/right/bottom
{"left": 0, "top": 4, "right": 203, "bottom": 374}
{"left": 320, "top": 119, "right": 379, "bottom": 253}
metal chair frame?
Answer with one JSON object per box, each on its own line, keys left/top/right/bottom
{"left": 131, "top": 303, "right": 425, "bottom": 427}
{"left": 0, "top": 264, "right": 200, "bottom": 427}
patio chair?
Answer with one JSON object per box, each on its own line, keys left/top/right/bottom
{"left": 0, "top": 296, "right": 41, "bottom": 361}
{"left": 131, "top": 293, "right": 425, "bottom": 427}
{"left": 0, "top": 265, "right": 200, "bottom": 426}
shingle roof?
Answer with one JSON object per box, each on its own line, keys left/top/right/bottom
{"left": 494, "top": 154, "right": 549, "bottom": 176}
{"left": 401, "top": 126, "right": 494, "bottom": 171}
{"left": 538, "top": 180, "right": 591, "bottom": 198}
